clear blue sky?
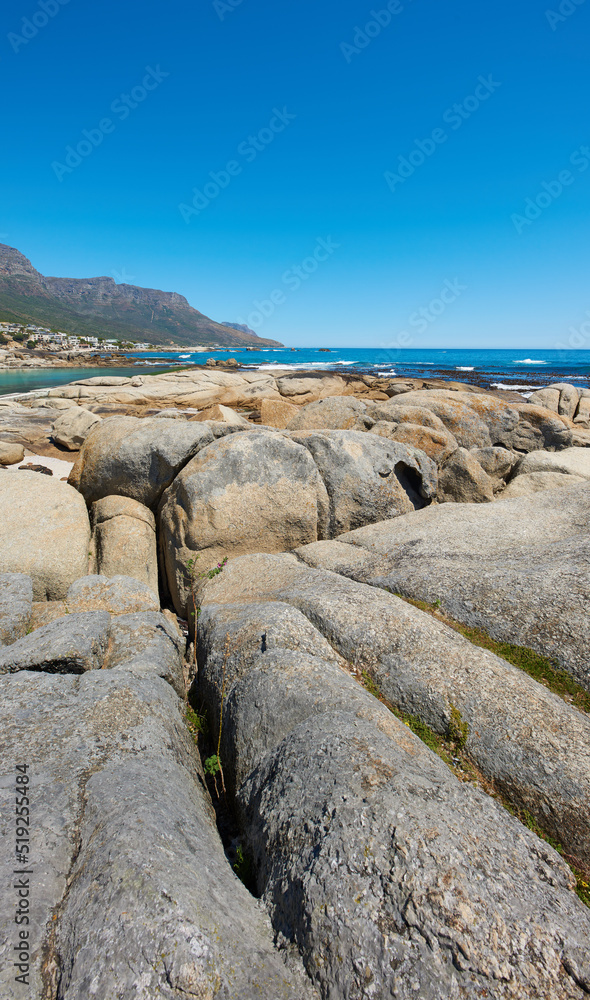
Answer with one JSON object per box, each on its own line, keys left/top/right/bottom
{"left": 1, "top": 0, "right": 589, "bottom": 347}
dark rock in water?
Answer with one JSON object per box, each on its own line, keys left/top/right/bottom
{"left": 0, "top": 572, "right": 32, "bottom": 645}
{"left": 0, "top": 669, "right": 315, "bottom": 1000}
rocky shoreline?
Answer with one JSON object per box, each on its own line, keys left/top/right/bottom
{"left": 1, "top": 365, "right": 589, "bottom": 999}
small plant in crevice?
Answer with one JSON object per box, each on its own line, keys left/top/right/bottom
{"left": 232, "top": 843, "right": 257, "bottom": 894}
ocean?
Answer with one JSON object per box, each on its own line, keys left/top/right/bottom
{"left": 1, "top": 348, "right": 589, "bottom": 397}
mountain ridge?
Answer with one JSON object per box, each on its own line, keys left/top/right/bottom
{"left": 0, "top": 244, "right": 283, "bottom": 348}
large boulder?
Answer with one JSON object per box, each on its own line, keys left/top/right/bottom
{"left": 471, "top": 446, "right": 519, "bottom": 488}
{"left": 511, "top": 446, "right": 590, "bottom": 480}
{"left": 286, "top": 395, "right": 374, "bottom": 431}
{"left": 370, "top": 421, "right": 458, "bottom": 463}
{"left": 90, "top": 495, "right": 159, "bottom": 596}
{"left": 68, "top": 415, "right": 240, "bottom": 508}
{"left": 158, "top": 430, "right": 330, "bottom": 616}
{"left": 300, "top": 484, "right": 590, "bottom": 689}
{"left": 438, "top": 447, "right": 494, "bottom": 502}
{"left": 0, "top": 573, "right": 32, "bottom": 645}
{"left": 290, "top": 430, "right": 437, "bottom": 534}
{"left": 0, "top": 611, "right": 111, "bottom": 674}
{"left": 0, "top": 441, "right": 25, "bottom": 465}
{"left": 500, "top": 471, "right": 586, "bottom": 498}
{"left": 259, "top": 397, "right": 299, "bottom": 428}
{"left": 381, "top": 390, "right": 573, "bottom": 452}
{"left": 66, "top": 574, "right": 160, "bottom": 614}
{"left": 0, "top": 473, "right": 90, "bottom": 600}
{"left": 51, "top": 407, "right": 101, "bottom": 450}
{"left": 0, "top": 668, "right": 315, "bottom": 1000}
{"left": 196, "top": 561, "right": 590, "bottom": 999}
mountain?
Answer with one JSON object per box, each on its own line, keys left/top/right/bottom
{"left": 0, "top": 245, "right": 283, "bottom": 348}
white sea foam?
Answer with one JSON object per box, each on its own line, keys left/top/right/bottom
{"left": 179, "top": 354, "right": 190, "bottom": 358}
{"left": 377, "top": 370, "right": 397, "bottom": 376}
{"left": 456, "top": 366, "right": 474, "bottom": 371}
{"left": 514, "top": 359, "right": 547, "bottom": 365}
{"left": 490, "top": 383, "right": 540, "bottom": 390}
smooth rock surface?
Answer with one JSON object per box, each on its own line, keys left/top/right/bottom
{"left": 308, "top": 484, "right": 590, "bottom": 688}
{"left": 159, "top": 430, "right": 329, "bottom": 615}
{"left": 51, "top": 407, "right": 101, "bottom": 450}
{"left": 438, "top": 447, "right": 494, "bottom": 502}
{"left": 68, "top": 416, "right": 227, "bottom": 508}
{"left": 500, "top": 470, "right": 586, "bottom": 498}
{"left": 105, "top": 610, "right": 185, "bottom": 697}
{"left": 90, "top": 495, "right": 159, "bottom": 595}
{"left": 0, "top": 473, "right": 90, "bottom": 600}
{"left": 259, "top": 397, "right": 299, "bottom": 428}
{"left": 512, "top": 446, "right": 590, "bottom": 480}
{"left": 0, "top": 669, "right": 316, "bottom": 1000}
{"left": 0, "top": 573, "right": 33, "bottom": 645}
{"left": 291, "top": 429, "right": 437, "bottom": 534}
{"left": 0, "top": 441, "right": 25, "bottom": 465}
{"left": 286, "top": 395, "right": 374, "bottom": 431}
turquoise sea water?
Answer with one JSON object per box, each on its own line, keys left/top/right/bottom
{"left": 129, "top": 347, "right": 590, "bottom": 390}
{"left": 1, "top": 349, "right": 589, "bottom": 396}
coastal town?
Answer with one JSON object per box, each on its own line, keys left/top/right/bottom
{"left": 0, "top": 320, "right": 151, "bottom": 353}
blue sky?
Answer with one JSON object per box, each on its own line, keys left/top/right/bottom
{"left": 1, "top": 0, "right": 589, "bottom": 348}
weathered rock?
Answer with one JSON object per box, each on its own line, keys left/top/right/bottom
{"left": 553, "top": 382, "right": 580, "bottom": 418}
{"left": 68, "top": 415, "right": 229, "bottom": 508}
{"left": 367, "top": 402, "right": 449, "bottom": 430}
{"left": 0, "top": 441, "right": 25, "bottom": 465}
{"left": 66, "top": 574, "right": 160, "bottom": 614}
{"left": 382, "top": 391, "right": 500, "bottom": 448}
{"left": 510, "top": 402, "right": 574, "bottom": 451}
{"left": 105, "top": 611, "right": 185, "bottom": 697}
{"left": 191, "top": 403, "right": 250, "bottom": 425}
{"left": 371, "top": 421, "right": 458, "bottom": 463}
{"left": 471, "top": 445, "right": 519, "bottom": 486}
{"left": 438, "top": 447, "right": 494, "bottom": 503}
{"left": 381, "top": 390, "right": 573, "bottom": 452}
{"left": 0, "top": 669, "right": 316, "bottom": 1000}
{"left": 197, "top": 565, "right": 590, "bottom": 999}
{"left": 158, "top": 430, "right": 330, "bottom": 615}
{"left": 90, "top": 495, "right": 159, "bottom": 595}
{"left": 500, "top": 471, "right": 586, "bottom": 498}
{"left": 276, "top": 375, "right": 346, "bottom": 403}
{"left": 528, "top": 386, "right": 561, "bottom": 412}
{"left": 512, "top": 445, "right": 590, "bottom": 480}
{"left": 0, "top": 611, "right": 110, "bottom": 673}
{"left": 0, "top": 573, "right": 32, "bottom": 645}
{"left": 307, "top": 484, "right": 590, "bottom": 688}
{"left": 259, "top": 397, "right": 299, "bottom": 428}
{"left": 574, "top": 389, "right": 590, "bottom": 425}
{"left": 51, "top": 407, "right": 101, "bottom": 450}
{"left": 286, "top": 395, "right": 374, "bottom": 431}
{"left": 291, "top": 430, "right": 437, "bottom": 534}
{"left": 0, "top": 473, "right": 90, "bottom": 600}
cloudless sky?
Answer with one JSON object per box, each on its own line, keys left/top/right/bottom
{"left": 1, "top": 0, "right": 589, "bottom": 347}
